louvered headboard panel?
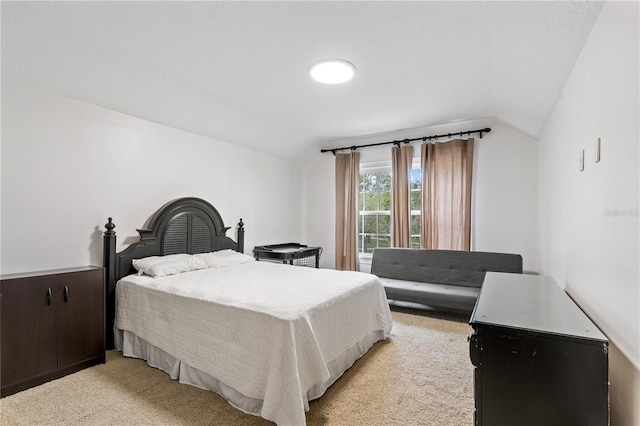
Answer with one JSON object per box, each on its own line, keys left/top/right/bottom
{"left": 163, "top": 213, "right": 214, "bottom": 255}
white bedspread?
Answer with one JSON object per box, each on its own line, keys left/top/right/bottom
{"left": 115, "top": 261, "right": 392, "bottom": 425}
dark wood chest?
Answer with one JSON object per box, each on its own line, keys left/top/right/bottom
{"left": 469, "top": 272, "right": 609, "bottom": 426}
{"left": 1, "top": 266, "right": 106, "bottom": 396}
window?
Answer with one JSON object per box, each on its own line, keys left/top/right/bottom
{"left": 359, "top": 166, "right": 421, "bottom": 254}
{"left": 359, "top": 168, "right": 391, "bottom": 254}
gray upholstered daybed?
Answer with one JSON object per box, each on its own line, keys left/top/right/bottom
{"left": 370, "top": 248, "right": 523, "bottom": 313}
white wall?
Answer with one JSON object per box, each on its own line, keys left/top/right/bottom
{"left": 303, "top": 116, "right": 538, "bottom": 273}
{"left": 0, "top": 81, "right": 304, "bottom": 275}
{"left": 537, "top": 2, "right": 639, "bottom": 424}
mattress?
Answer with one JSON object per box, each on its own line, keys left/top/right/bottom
{"left": 115, "top": 261, "right": 393, "bottom": 425}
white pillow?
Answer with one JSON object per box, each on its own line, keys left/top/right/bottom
{"left": 132, "top": 253, "right": 208, "bottom": 277}
{"left": 196, "top": 250, "right": 255, "bottom": 268}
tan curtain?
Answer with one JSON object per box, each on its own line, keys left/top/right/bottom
{"left": 421, "top": 138, "right": 474, "bottom": 250}
{"left": 391, "top": 144, "right": 414, "bottom": 247}
{"left": 335, "top": 152, "right": 360, "bottom": 271}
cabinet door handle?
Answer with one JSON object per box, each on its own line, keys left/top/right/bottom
{"left": 469, "top": 330, "right": 481, "bottom": 367}
{"left": 47, "top": 288, "right": 52, "bottom": 306}
{"left": 63, "top": 285, "right": 69, "bottom": 302}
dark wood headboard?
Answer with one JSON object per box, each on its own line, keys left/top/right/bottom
{"left": 102, "top": 197, "right": 244, "bottom": 348}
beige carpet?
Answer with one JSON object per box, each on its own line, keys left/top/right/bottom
{"left": 0, "top": 310, "right": 474, "bottom": 426}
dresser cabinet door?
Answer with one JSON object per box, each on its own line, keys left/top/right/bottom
{"left": 1, "top": 276, "right": 58, "bottom": 387}
{"left": 57, "top": 268, "right": 105, "bottom": 368}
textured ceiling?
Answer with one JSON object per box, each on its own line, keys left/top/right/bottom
{"left": 2, "top": 1, "right": 602, "bottom": 162}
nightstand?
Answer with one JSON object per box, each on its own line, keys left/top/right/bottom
{"left": 253, "top": 243, "right": 322, "bottom": 268}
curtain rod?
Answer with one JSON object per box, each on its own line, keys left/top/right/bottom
{"left": 321, "top": 127, "right": 491, "bottom": 155}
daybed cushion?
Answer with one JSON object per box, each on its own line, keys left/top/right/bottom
{"left": 379, "top": 277, "right": 480, "bottom": 312}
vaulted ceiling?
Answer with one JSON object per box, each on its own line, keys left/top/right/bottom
{"left": 2, "top": 1, "right": 602, "bottom": 162}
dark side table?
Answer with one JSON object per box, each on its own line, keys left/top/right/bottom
{"left": 253, "top": 243, "right": 322, "bottom": 268}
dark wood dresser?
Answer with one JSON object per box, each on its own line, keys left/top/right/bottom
{"left": 469, "top": 272, "right": 609, "bottom": 426}
{"left": 1, "top": 266, "right": 106, "bottom": 397}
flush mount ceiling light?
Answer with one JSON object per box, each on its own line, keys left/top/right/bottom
{"left": 310, "top": 60, "right": 356, "bottom": 84}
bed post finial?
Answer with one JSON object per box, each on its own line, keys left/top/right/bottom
{"left": 103, "top": 217, "right": 117, "bottom": 349}
{"left": 237, "top": 219, "right": 245, "bottom": 254}
{"left": 105, "top": 217, "right": 115, "bottom": 236}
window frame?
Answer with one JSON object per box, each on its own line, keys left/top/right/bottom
{"left": 358, "top": 164, "right": 392, "bottom": 256}
{"left": 358, "top": 161, "right": 422, "bottom": 258}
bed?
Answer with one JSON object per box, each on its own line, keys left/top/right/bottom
{"left": 103, "top": 197, "right": 393, "bottom": 425}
